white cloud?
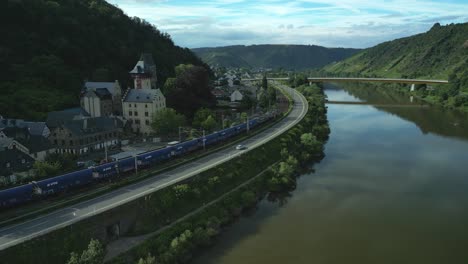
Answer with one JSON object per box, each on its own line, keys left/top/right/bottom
{"left": 107, "top": 0, "right": 468, "bottom": 48}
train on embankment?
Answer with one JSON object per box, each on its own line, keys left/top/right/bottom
{"left": 0, "top": 114, "right": 275, "bottom": 210}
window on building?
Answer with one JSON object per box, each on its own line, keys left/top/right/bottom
{"left": 129, "top": 104, "right": 131, "bottom": 108}
{"left": 79, "top": 139, "right": 83, "bottom": 145}
{"left": 135, "top": 119, "right": 140, "bottom": 124}
{"left": 145, "top": 112, "right": 148, "bottom": 117}
{"left": 62, "top": 140, "right": 65, "bottom": 145}
{"left": 70, "top": 140, "right": 73, "bottom": 146}
{"left": 129, "top": 111, "right": 132, "bottom": 116}
{"left": 134, "top": 104, "right": 137, "bottom": 107}
{"left": 145, "top": 104, "right": 148, "bottom": 108}
{"left": 134, "top": 111, "right": 138, "bottom": 116}
{"left": 21, "top": 159, "right": 25, "bottom": 164}
{"left": 6, "top": 162, "right": 10, "bottom": 168}
{"left": 54, "top": 139, "right": 57, "bottom": 145}
{"left": 145, "top": 120, "right": 150, "bottom": 125}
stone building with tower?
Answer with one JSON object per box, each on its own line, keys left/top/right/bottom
{"left": 123, "top": 53, "right": 166, "bottom": 135}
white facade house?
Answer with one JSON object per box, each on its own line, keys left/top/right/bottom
{"left": 230, "top": 90, "right": 244, "bottom": 102}
{"left": 122, "top": 89, "right": 166, "bottom": 135}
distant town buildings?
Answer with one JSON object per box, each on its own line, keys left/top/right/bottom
{"left": 230, "top": 89, "right": 243, "bottom": 102}
{"left": 123, "top": 53, "right": 166, "bottom": 135}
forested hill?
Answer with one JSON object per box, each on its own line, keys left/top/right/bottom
{"left": 322, "top": 22, "right": 468, "bottom": 111}
{"left": 0, "top": 0, "right": 208, "bottom": 120}
{"left": 192, "top": 45, "right": 360, "bottom": 70}
{"left": 323, "top": 23, "right": 468, "bottom": 80}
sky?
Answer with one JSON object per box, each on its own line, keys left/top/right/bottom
{"left": 106, "top": 0, "right": 468, "bottom": 49}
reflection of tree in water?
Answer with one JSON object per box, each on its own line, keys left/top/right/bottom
{"left": 267, "top": 191, "right": 293, "bottom": 207}
{"left": 339, "top": 83, "right": 468, "bottom": 140}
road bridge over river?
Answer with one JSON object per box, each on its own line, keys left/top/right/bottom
{"left": 242, "top": 77, "right": 449, "bottom": 85}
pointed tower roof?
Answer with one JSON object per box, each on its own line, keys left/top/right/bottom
{"left": 129, "top": 53, "right": 156, "bottom": 75}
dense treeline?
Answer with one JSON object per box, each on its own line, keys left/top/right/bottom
{"left": 0, "top": 0, "right": 209, "bottom": 120}
{"left": 322, "top": 22, "right": 468, "bottom": 111}
{"left": 193, "top": 44, "right": 360, "bottom": 70}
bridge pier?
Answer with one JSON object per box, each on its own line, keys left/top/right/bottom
{"left": 410, "top": 84, "right": 415, "bottom": 92}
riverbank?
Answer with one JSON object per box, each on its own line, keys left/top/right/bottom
{"left": 106, "top": 84, "right": 329, "bottom": 264}
{"left": 190, "top": 84, "right": 468, "bottom": 264}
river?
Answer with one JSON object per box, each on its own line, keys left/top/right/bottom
{"left": 192, "top": 84, "right": 468, "bottom": 264}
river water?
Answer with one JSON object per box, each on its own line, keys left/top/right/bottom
{"left": 193, "top": 85, "right": 468, "bottom": 264}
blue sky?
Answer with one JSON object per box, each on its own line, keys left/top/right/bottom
{"left": 106, "top": 0, "right": 468, "bottom": 49}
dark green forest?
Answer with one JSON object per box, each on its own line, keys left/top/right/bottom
{"left": 323, "top": 22, "right": 468, "bottom": 111}
{"left": 0, "top": 0, "right": 209, "bottom": 120}
{"left": 192, "top": 44, "right": 360, "bottom": 70}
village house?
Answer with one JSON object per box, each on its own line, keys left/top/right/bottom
{"left": 230, "top": 89, "right": 244, "bottom": 102}
{"left": 81, "top": 80, "right": 122, "bottom": 117}
{"left": 48, "top": 117, "right": 123, "bottom": 155}
{"left": 1, "top": 127, "right": 55, "bottom": 161}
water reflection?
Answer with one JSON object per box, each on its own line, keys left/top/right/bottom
{"left": 192, "top": 86, "right": 468, "bottom": 264}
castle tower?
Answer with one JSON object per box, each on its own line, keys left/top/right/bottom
{"left": 129, "top": 53, "right": 157, "bottom": 90}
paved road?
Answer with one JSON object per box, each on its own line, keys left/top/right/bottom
{"left": 0, "top": 86, "right": 307, "bottom": 252}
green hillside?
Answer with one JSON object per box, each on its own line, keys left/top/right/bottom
{"left": 192, "top": 45, "right": 360, "bottom": 70}
{"left": 322, "top": 23, "right": 468, "bottom": 110}
{"left": 0, "top": 0, "right": 208, "bottom": 120}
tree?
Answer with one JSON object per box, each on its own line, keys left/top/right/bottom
{"left": 240, "top": 94, "right": 256, "bottom": 110}
{"left": 66, "top": 239, "right": 105, "bottom": 264}
{"left": 261, "top": 75, "right": 268, "bottom": 90}
{"left": 240, "top": 112, "right": 248, "bottom": 122}
{"left": 45, "top": 153, "right": 77, "bottom": 173}
{"left": 162, "top": 77, "right": 176, "bottom": 96}
{"left": 33, "top": 161, "right": 61, "bottom": 178}
{"left": 192, "top": 108, "right": 214, "bottom": 128}
{"left": 166, "top": 65, "right": 216, "bottom": 118}
{"left": 175, "top": 64, "right": 194, "bottom": 77}
{"left": 137, "top": 254, "right": 156, "bottom": 264}
{"left": 202, "top": 115, "right": 217, "bottom": 132}
{"left": 300, "top": 133, "right": 322, "bottom": 153}
{"left": 80, "top": 239, "right": 105, "bottom": 264}
{"left": 151, "top": 108, "right": 186, "bottom": 137}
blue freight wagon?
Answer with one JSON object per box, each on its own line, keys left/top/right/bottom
{"left": 118, "top": 157, "right": 135, "bottom": 173}
{"left": 34, "top": 168, "right": 93, "bottom": 196}
{"left": 173, "top": 139, "right": 199, "bottom": 156}
{"left": 93, "top": 161, "right": 119, "bottom": 179}
{"left": 0, "top": 184, "right": 34, "bottom": 209}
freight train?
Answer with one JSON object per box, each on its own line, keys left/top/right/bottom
{"left": 0, "top": 115, "right": 273, "bottom": 209}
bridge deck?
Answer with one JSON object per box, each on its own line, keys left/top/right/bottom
{"left": 242, "top": 77, "right": 448, "bottom": 85}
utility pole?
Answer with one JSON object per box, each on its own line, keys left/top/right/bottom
{"left": 104, "top": 143, "right": 108, "bottom": 162}
{"left": 134, "top": 155, "right": 138, "bottom": 175}
{"left": 203, "top": 130, "right": 206, "bottom": 150}
{"left": 178, "top": 126, "right": 182, "bottom": 142}
{"left": 222, "top": 113, "right": 225, "bottom": 129}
